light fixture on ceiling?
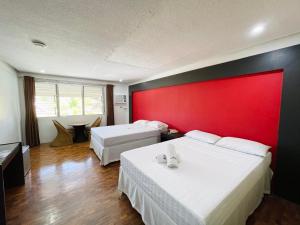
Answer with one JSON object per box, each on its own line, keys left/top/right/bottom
{"left": 31, "top": 39, "right": 47, "bottom": 48}
{"left": 119, "top": 79, "right": 123, "bottom": 82}
{"left": 249, "top": 23, "right": 266, "bottom": 37}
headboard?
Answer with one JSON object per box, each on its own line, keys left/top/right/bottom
{"left": 132, "top": 70, "right": 283, "bottom": 164}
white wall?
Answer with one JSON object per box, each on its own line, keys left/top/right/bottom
{"left": 18, "top": 73, "right": 129, "bottom": 144}
{"left": 0, "top": 61, "right": 21, "bottom": 144}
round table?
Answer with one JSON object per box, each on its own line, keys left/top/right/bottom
{"left": 69, "top": 123, "right": 89, "bottom": 142}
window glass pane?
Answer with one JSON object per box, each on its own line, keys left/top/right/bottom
{"left": 84, "top": 86, "right": 104, "bottom": 115}
{"left": 58, "top": 84, "right": 82, "bottom": 116}
{"left": 35, "top": 82, "right": 57, "bottom": 117}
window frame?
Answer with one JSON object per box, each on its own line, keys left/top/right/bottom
{"left": 35, "top": 80, "right": 105, "bottom": 118}
{"left": 83, "top": 85, "right": 105, "bottom": 116}
{"left": 57, "top": 83, "right": 83, "bottom": 117}
{"left": 34, "top": 82, "right": 58, "bottom": 118}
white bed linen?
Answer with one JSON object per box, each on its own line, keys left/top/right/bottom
{"left": 118, "top": 137, "right": 272, "bottom": 225}
{"left": 91, "top": 124, "right": 160, "bottom": 146}
{"left": 91, "top": 135, "right": 160, "bottom": 166}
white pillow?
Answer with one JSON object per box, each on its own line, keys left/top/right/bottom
{"left": 215, "top": 137, "right": 271, "bottom": 157}
{"left": 148, "top": 121, "right": 168, "bottom": 130}
{"left": 133, "top": 120, "right": 149, "bottom": 126}
{"left": 185, "top": 130, "right": 221, "bottom": 144}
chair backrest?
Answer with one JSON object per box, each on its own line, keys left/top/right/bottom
{"left": 91, "top": 117, "right": 102, "bottom": 128}
{"left": 53, "top": 120, "right": 69, "bottom": 135}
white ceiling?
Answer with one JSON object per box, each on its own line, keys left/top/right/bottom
{"left": 0, "top": 0, "right": 300, "bottom": 83}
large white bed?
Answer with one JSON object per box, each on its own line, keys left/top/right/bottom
{"left": 90, "top": 123, "right": 163, "bottom": 165}
{"left": 118, "top": 136, "right": 272, "bottom": 225}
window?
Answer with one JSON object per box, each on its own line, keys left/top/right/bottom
{"left": 35, "top": 81, "right": 104, "bottom": 117}
{"left": 35, "top": 82, "right": 57, "bottom": 117}
{"left": 58, "top": 84, "right": 83, "bottom": 116}
{"left": 84, "top": 86, "right": 104, "bottom": 115}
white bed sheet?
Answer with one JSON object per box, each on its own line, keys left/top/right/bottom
{"left": 91, "top": 135, "right": 160, "bottom": 166}
{"left": 118, "top": 137, "right": 272, "bottom": 225}
{"left": 91, "top": 124, "right": 160, "bottom": 146}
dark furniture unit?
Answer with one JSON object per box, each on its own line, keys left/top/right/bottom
{"left": 161, "top": 132, "right": 183, "bottom": 142}
{"left": 69, "top": 123, "right": 89, "bottom": 142}
{"left": 0, "top": 143, "right": 25, "bottom": 225}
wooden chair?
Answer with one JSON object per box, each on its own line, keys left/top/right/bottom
{"left": 50, "top": 120, "right": 73, "bottom": 147}
{"left": 87, "top": 117, "right": 102, "bottom": 139}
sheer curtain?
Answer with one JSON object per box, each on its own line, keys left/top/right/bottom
{"left": 24, "top": 76, "right": 40, "bottom": 146}
{"left": 106, "top": 84, "right": 115, "bottom": 125}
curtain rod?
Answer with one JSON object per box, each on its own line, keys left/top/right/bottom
{"left": 18, "top": 72, "right": 123, "bottom": 86}
{"left": 34, "top": 77, "right": 106, "bottom": 87}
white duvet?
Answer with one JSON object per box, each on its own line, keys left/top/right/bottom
{"left": 119, "top": 137, "right": 272, "bottom": 225}
{"left": 91, "top": 124, "right": 160, "bottom": 146}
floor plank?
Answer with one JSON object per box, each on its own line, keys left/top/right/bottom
{"left": 5, "top": 143, "right": 300, "bottom": 225}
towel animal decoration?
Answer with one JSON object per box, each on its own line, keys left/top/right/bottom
{"left": 155, "top": 143, "right": 180, "bottom": 168}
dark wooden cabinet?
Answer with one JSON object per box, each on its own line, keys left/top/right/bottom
{"left": 161, "top": 132, "right": 183, "bottom": 142}
{"left": 0, "top": 142, "right": 25, "bottom": 225}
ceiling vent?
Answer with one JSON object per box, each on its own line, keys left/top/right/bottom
{"left": 31, "top": 39, "right": 47, "bottom": 48}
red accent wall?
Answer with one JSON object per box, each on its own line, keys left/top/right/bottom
{"left": 132, "top": 71, "right": 283, "bottom": 161}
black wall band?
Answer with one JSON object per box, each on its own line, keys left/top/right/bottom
{"left": 129, "top": 44, "right": 300, "bottom": 203}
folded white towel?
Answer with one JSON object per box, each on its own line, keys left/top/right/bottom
{"left": 155, "top": 153, "right": 180, "bottom": 164}
{"left": 155, "top": 153, "right": 167, "bottom": 163}
{"left": 166, "top": 143, "right": 178, "bottom": 168}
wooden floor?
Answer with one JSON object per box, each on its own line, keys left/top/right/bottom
{"left": 5, "top": 143, "right": 300, "bottom": 225}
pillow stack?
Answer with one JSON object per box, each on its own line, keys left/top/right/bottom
{"left": 148, "top": 121, "right": 168, "bottom": 132}
{"left": 133, "top": 119, "right": 169, "bottom": 132}
{"left": 133, "top": 120, "right": 149, "bottom": 126}
{"left": 184, "top": 130, "right": 271, "bottom": 157}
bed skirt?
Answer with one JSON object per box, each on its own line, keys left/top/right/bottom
{"left": 90, "top": 135, "right": 160, "bottom": 166}
{"left": 118, "top": 166, "right": 272, "bottom": 225}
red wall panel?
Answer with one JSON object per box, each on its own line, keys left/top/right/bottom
{"left": 132, "top": 71, "right": 283, "bottom": 161}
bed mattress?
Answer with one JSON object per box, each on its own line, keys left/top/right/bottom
{"left": 91, "top": 124, "right": 160, "bottom": 146}
{"left": 119, "top": 137, "right": 272, "bottom": 225}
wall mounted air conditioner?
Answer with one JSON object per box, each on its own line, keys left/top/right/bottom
{"left": 115, "top": 94, "right": 127, "bottom": 104}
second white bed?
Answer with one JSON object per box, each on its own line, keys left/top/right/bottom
{"left": 118, "top": 137, "right": 272, "bottom": 225}
{"left": 90, "top": 124, "right": 161, "bottom": 165}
